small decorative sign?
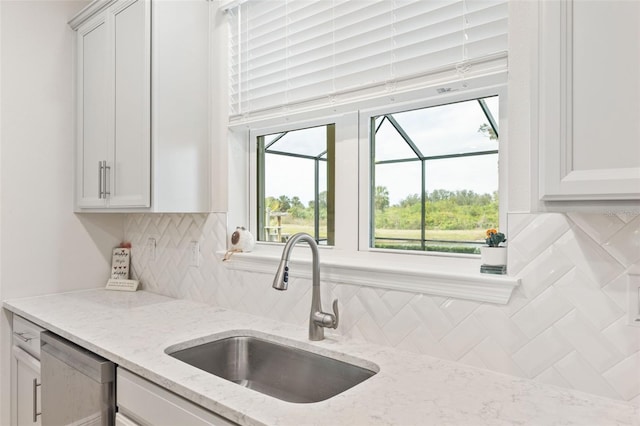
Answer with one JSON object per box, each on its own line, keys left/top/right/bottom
{"left": 105, "top": 278, "right": 139, "bottom": 292}
{"left": 111, "top": 248, "right": 130, "bottom": 279}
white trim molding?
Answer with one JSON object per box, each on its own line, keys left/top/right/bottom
{"left": 68, "top": 0, "right": 119, "bottom": 29}
{"left": 220, "top": 249, "right": 520, "bottom": 305}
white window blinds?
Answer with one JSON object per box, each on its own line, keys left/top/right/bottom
{"left": 227, "top": 0, "right": 508, "bottom": 120}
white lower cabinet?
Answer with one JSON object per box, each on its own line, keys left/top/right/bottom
{"left": 13, "top": 348, "right": 41, "bottom": 426}
{"left": 115, "top": 413, "right": 140, "bottom": 426}
{"left": 11, "top": 315, "right": 44, "bottom": 426}
{"left": 116, "top": 368, "right": 238, "bottom": 426}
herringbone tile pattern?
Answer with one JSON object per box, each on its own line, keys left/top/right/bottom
{"left": 124, "top": 212, "right": 640, "bottom": 405}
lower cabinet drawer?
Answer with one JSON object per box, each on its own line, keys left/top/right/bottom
{"left": 13, "top": 315, "right": 44, "bottom": 359}
{"left": 116, "top": 368, "right": 237, "bottom": 426}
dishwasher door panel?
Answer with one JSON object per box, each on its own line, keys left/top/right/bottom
{"left": 40, "top": 332, "right": 115, "bottom": 426}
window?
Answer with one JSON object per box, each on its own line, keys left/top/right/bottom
{"left": 369, "top": 96, "right": 500, "bottom": 254}
{"left": 230, "top": 0, "right": 508, "bottom": 264}
{"left": 256, "top": 125, "right": 335, "bottom": 245}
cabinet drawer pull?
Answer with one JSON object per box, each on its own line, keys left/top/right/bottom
{"left": 13, "top": 331, "right": 32, "bottom": 343}
{"left": 33, "top": 378, "right": 41, "bottom": 423}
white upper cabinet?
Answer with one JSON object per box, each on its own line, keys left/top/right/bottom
{"left": 110, "top": 0, "right": 151, "bottom": 208}
{"left": 76, "top": 13, "right": 110, "bottom": 208}
{"left": 71, "top": 0, "right": 213, "bottom": 212}
{"left": 539, "top": 0, "right": 640, "bottom": 201}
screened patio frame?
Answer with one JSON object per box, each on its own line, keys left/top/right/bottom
{"left": 370, "top": 98, "right": 499, "bottom": 252}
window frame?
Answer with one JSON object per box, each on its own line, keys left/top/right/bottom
{"left": 232, "top": 78, "right": 517, "bottom": 303}
{"left": 247, "top": 81, "right": 507, "bottom": 258}
{"left": 359, "top": 84, "right": 508, "bottom": 257}
{"left": 248, "top": 112, "right": 357, "bottom": 249}
{"left": 360, "top": 88, "right": 507, "bottom": 256}
{"left": 255, "top": 124, "right": 336, "bottom": 245}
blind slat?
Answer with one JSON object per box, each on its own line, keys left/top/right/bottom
{"left": 228, "top": 0, "right": 507, "bottom": 118}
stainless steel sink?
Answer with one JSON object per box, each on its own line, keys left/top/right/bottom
{"left": 166, "top": 335, "right": 377, "bottom": 403}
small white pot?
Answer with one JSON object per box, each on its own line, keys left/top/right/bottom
{"left": 480, "top": 246, "right": 507, "bottom": 265}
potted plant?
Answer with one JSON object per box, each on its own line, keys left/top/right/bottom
{"left": 480, "top": 228, "right": 507, "bottom": 266}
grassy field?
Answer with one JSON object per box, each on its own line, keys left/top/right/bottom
{"left": 272, "top": 224, "right": 485, "bottom": 243}
{"left": 374, "top": 228, "right": 485, "bottom": 242}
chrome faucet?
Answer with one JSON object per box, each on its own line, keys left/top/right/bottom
{"left": 273, "top": 233, "right": 339, "bottom": 341}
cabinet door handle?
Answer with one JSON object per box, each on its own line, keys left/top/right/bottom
{"left": 32, "top": 378, "right": 41, "bottom": 423}
{"left": 104, "top": 163, "right": 110, "bottom": 197}
{"left": 98, "top": 161, "right": 104, "bottom": 198}
{"left": 13, "top": 331, "right": 32, "bottom": 343}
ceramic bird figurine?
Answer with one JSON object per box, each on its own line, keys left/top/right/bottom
{"left": 223, "top": 226, "right": 255, "bottom": 261}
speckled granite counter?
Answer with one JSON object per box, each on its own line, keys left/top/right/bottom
{"left": 4, "top": 289, "right": 639, "bottom": 426}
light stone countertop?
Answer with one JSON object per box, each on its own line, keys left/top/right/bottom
{"left": 4, "top": 289, "right": 639, "bottom": 426}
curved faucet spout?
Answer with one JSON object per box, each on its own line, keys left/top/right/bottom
{"left": 272, "top": 233, "right": 339, "bottom": 341}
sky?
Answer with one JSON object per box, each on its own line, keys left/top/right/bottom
{"left": 264, "top": 96, "right": 499, "bottom": 206}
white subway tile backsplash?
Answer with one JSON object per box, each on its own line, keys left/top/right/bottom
{"left": 554, "top": 268, "right": 625, "bottom": 330}
{"left": 353, "top": 313, "right": 392, "bottom": 346}
{"left": 439, "top": 315, "right": 487, "bottom": 361}
{"left": 408, "top": 295, "right": 454, "bottom": 341}
{"left": 508, "top": 214, "right": 571, "bottom": 263}
{"left": 380, "top": 290, "right": 415, "bottom": 317}
{"left": 556, "top": 225, "right": 626, "bottom": 287}
{"left": 125, "top": 212, "right": 640, "bottom": 404}
{"left": 472, "top": 305, "right": 529, "bottom": 354}
{"left": 458, "top": 348, "right": 488, "bottom": 370}
{"left": 534, "top": 367, "right": 571, "bottom": 389}
{"left": 554, "top": 352, "right": 621, "bottom": 399}
{"left": 496, "top": 286, "right": 530, "bottom": 316}
{"left": 555, "top": 311, "right": 625, "bottom": 373}
{"left": 381, "top": 305, "right": 420, "bottom": 347}
{"left": 603, "top": 215, "right": 640, "bottom": 266}
{"left": 439, "top": 298, "right": 480, "bottom": 326}
{"left": 602, "top": 353, "right": 640, "bottom": 401}
{"left": 513, "top": 246, "right": 574, "bottom": 299}
{"left": 358, "top": 287, "right": 397, "bottom": 328}
{"left": 505, "top": 244, "right": 529, "bottom": 276}
{"left": 472, "top": 337, "right": 526, "bottom": 377}
{"left": 511, "top": 286, "right": 574, "bottom": 339}
{"left": 338, "top": 290, "right": 367, "bottom": 334}
{"left": 398, "top": 325, "right": 451, "bottom": 359}
{"left": 567, "top": 212, "right": 626, "bottom": 245}
{"left": 602, "top": 316, "right": 640, "bottom": 357}
{"left": 603, "top": 273, "right": 635, "bottom": 310}
{"left": 512, "top": 328, "right": 573, "bottom": 378}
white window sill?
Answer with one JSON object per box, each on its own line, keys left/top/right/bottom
{"left": 219, "top": 245, "right": 520, "bottom": 304}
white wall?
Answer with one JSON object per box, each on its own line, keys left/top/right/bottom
{"left": 0, "top": 1, "right": 123, "bottom": 423}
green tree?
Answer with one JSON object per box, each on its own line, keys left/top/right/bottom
{"left": 277, "top": 195, "right": 291, "bottom": 212}
{"left": 399, "top": 193, "right": 420, "bottom": 207}
{"left": 288, "top": 196, "right": 307, "bottom": 219}
{"left": 375, "top": 186, "right": 390, "bottom": 211}
{"left": 478, "top": 123, "right": 497, "bottom": 140}
{"left": 265, "top": 196, "right": 279, "bottom": 212}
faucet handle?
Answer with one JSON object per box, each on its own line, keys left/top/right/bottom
{"left": 331, "top": 299, "right": 339, "bottom": 329}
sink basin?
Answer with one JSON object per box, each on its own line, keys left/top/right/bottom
{"left": 166, "top": 334, "right": 377, "bottom": 403}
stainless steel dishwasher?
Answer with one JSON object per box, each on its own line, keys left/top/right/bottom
{"left": 40, "top": 332, "right": 115, "bottom": 426}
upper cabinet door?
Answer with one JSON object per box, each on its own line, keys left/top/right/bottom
{"left": 76, "top": 16, "right": 109, "bottom": 208}
{"left": 108, "top": 0, "right": 151, "bottom": 207}
{"left": 71, "top": 0, "right": 213, "bottom": 212}
{"left": 539, "top": 0, "right": 640, "bottom": 201}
